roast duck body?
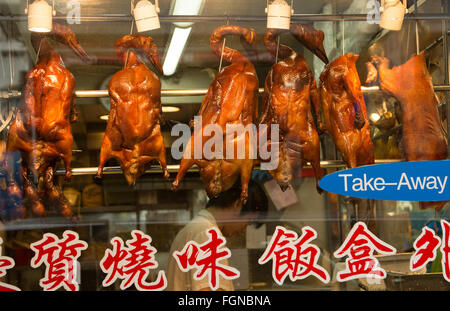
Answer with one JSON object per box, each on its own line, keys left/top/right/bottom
{"left": 319, "top": 53, "right": 375, "bottom": 169}
{"left": 4, "top": 22, "right": 89, "bottom": 220}
{"left": 258, "top": 23, "right": 328, "bottom": 192}
{"left": 366, "top": 52, "right": 448, "bottom": 210}
{"left": 96, "top": 34, "right": 169, "bottom": 185}
{"left": 172, "top": 25, "right": 259, "bottom": 203}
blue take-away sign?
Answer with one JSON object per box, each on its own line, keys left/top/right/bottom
{"left": 318, "top": 160, "right": 450, "bottom": 201}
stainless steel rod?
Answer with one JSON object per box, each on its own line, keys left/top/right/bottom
{"left": 52, "top": 159, "right": 404, "bottom": 176}
{"left": 3, "top": 85, "right": 450, "bottom": 99}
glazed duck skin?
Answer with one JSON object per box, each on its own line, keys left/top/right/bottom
{"left": 319, "top": 53, "right": 374, "bottom": 169}
{"left": 366, "top": 52, "right": 448, "bottom": 210}
{"left": 172, "top": 25, "right": 259, "bottom": 203}
{"left": 96, "top": 34, "right": 169, "bottom": 185}
{"left": 259, "top": 24, "right": 328, "bottom": 192}
{"left": 4, "top": 22, "right": 88, "bottom": 219}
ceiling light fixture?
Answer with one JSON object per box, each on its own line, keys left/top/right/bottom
{"left": 265, "top": 0, "right": 293, "bottom": 30}
{"left": 380, "top": 0, "right": 407, "bottom": 31}
{"left": 99, "top": 115, "right": 109, "bottom": 121}
{"left": 132, "top": 0, "right": 161, "bottom": 32}
{"left": 26, "top": 0, "right": 55, "bottom": 33}
{"left": 162, "top": 0, "right": 205, "bottom": 76}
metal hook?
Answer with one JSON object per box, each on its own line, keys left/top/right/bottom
{"left": 124, "top": 11, "right": 135, "bottom": 69}
{"left": 415, "top": 21, "right": 420, "bottom": 54}
{"left": 275, "top": 35, "right": 280, "bottom": 63}
{"left": 35, "top": 38, "right": 43, "bottom": 65}
{"left": 218, "top": 18, "right": 230, "bottom": 72}
{"left": 218, "top": 37, "right": 226, "bottom": 72}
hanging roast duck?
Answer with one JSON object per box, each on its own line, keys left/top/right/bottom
{"left": 96, "top": 34, "right": 169, "bottom": 186}
{"left": 366, "top": 52, "right": 448, "bottom": 210}
{"left": 319, "top": 53, "right": 375, "bottom": 169}
{"left": 319, "top": 53, "right": 376, "bottom": 231}
{"left": 258, "top": 23, "right": 328, "bottom": 193}
{"left": 4, "top": 22, "right": 88, "bottom": 219}
{"left": 172, "top": 25, "right": 259, "bottom": 203}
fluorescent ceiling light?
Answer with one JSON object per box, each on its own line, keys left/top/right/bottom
{"left": 172, "top": 0, "right": 205, "bottom": 28}
{"left": 163, "top": 27, "right": 192, "bottom": 76}
{"left": 162, "top": 0, "right": 205, "bottom": 76}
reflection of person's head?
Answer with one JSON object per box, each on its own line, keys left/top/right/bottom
{"left": 206, "top": 180, "right": 268, "bottom": 237}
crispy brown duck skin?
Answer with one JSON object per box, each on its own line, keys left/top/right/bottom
{"left": 366, "top": 52, "right": 448, "bottom": 210}
{"left": 4, "top": 22, "right": 88, "bottom": 220}
{"left": 259, "top": 24, "right": 328, "bottom": 193}
{"left": 172, "top": 25, "right": 259, "bottom": 203}
{"left": 319, "top": 53, "right": 374, "bottom": 169}
{"left": 96, "top": 34, "right": 168, "bottom": 186}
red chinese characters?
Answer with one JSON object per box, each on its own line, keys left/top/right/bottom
{"left": 410, "top": 226, "right": 441, "bottom": 272}
{"left": 173, "top": 227, "right": 239, "bottom": 291}
{"left": 441, "top": 220, "right": 450, "bottom": 282}
{"left": 100, "top": 230, "right": 167, "bottom": 291}
{"left": 0, "top": 237, "right": 20, "bottom": 291}
{"left": 334, "top": 222, "right": 396, "bottom": 282}
{"left": 259, "top": 226, "right": 330, "bottom": 285}
{"left": 30, "top": 230, "right": 88, "bottom": 291}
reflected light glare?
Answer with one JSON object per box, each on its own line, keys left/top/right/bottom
{"left": 99, "top": 115, "right": 109, "bottom": 121}
{"left": 162, "top": 106, "right": 180, "bottom": 113}
{"left": 370, "top": 113, "right": 381, "bottom": 122}
{"left": 29, "top": 27, "right": 51, "bottom": 33}
{"left": 162, "top": 27, "right": 192, "bottom": 76}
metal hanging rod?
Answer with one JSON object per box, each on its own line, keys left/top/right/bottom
{"left": 0, "top": 13, "right": 449, "bottom": 23}
{"left": 51, "top": 159, "right": 404, "bottom": 177}
{"left": 1, "top": 85, "right": 450, "bottom": 100}
{"left": 0, "top": 160, "right": 404, "bottom": 177}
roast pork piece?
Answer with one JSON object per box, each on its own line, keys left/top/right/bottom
{"left": 366, "top": 52, "right": 448, "bottom": 210}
